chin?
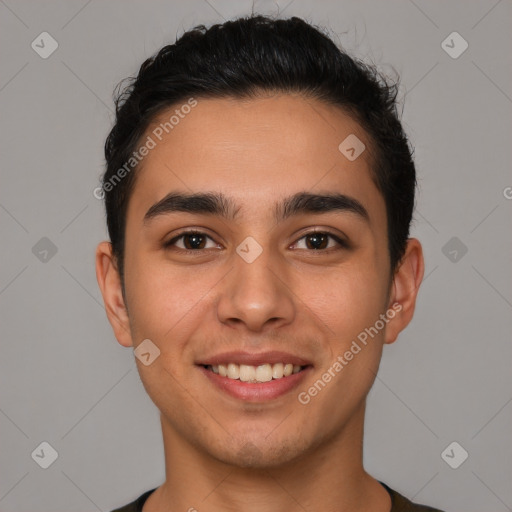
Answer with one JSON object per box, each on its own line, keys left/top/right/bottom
{"left": 210, "top": 435, "right": 311, "bottom": 470}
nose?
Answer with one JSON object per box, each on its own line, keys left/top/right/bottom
{"left": 216, "top": 246, "right": 295, "bottom": 333}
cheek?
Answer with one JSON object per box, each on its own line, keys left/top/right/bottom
{"left": 300, "top": 270, "right": 387, "bottom": 412}
{"left": 124, "top": 255, "right": 219, "bottom": 348}
{"left": 299, "top": 263, "right": 387, "bottom": 339}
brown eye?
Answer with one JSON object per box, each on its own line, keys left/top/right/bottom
{"left": 305, "top": 232, "right": 329, "bottom": 250}
{"left": 182, "top": 233, "right": 207, "bottom": 249}
{"left": 165, "top": 231, "right": 218, "bottom": 251}
{"left": 293, "top": 231, "right": 347, "bottom": 251}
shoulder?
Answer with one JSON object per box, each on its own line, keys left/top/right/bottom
{"left": 380, "top": 481, "right": 446, "bottom": 512}
{"left": 110, "top": 488, "right": 157, "bottom": 512}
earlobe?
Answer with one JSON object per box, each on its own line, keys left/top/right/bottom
{"left": 384, "top": 238, "right": 425, "bottom": 345}
{"left": 95, "top": 241, "right": 133, "bottom": 347}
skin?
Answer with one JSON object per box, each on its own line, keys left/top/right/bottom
{"left": 96, "top": 93, "right": 424, "bottom": 512}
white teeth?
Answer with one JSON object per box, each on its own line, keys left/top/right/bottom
{"left": 239, "top": 364, "right": 256, "bottom": 382}
{"left": 208, "top": 362, "right": 304, "bottom": 382}
{"left": 227, "top": 363, "right": 239, "bottom": 379}
{"left": 255, "top": 364, "right": 273, "bottom": 382}
{"left": 272, "top": 363, "right": 284, "bottom": 379}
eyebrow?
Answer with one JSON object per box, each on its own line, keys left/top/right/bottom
{"left": 143, "top": 191, "right": 369, "bottom": 225}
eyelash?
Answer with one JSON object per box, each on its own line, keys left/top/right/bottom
{"left": 163, "top": 229, "right": 349, "bottom": 254}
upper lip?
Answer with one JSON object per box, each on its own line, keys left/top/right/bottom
{"left": 197, "top": 351, "right": 312, "bottom": 367}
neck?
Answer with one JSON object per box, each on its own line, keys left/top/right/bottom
{"left": 145, "top": 401, "right": 391, "bottom": 512}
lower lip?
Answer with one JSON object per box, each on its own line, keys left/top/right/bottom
{"left": 199, "top": 366, "right": 311, "bottom": 402}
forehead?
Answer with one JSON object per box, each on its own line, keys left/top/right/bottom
{"left": 126, "top": 94, "right": 385, "bottom": 226}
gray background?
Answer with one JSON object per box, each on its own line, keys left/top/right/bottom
{"left": 1, "top": 0, "right": 511, "bottom": 511}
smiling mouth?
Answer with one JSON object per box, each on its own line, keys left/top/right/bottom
{"left": 202, "top": 363, "right": 307, "bottom": 383}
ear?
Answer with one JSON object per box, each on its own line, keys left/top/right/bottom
{"left": 384, "top": 238, "right": 425, "bottom": 345}
{"left": 95, "top": 241, "right": 133, "bottom": 347}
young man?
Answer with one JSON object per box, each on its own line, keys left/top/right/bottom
{"left": 96, "top": 15, "right": 445, "bottom": 512}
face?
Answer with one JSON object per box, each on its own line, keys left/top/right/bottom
{"left": 97, "top": 93, "right": 422, "bottom": 469}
